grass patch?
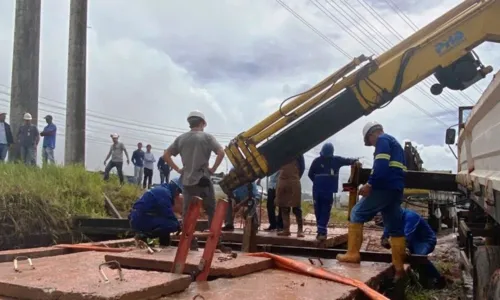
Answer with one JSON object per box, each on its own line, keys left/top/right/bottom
{"left": 301, "top": 201, "right": 348, "bottom": 223}
{"left": 0, "top": 163, "right": 142, "bottom": 247}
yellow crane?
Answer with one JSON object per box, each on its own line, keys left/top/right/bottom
{"left": 220, "top": 0, "right": 498, "bottom": 194}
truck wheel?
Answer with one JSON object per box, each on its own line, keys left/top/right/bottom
{"left": 473, "top": 246, "right": 500, "bottom": 300}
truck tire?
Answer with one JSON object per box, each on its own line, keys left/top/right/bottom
{"left": 486, "top": 269, "right": 500, "bottom": 300}
{"left": 473, "top": 246, "right": 500, "bottom": 300}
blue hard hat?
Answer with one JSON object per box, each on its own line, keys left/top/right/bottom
{"left": 320, "top": 143, "right": 334, "bottom": 157}
{"left": 169, "top": 177, "right": 183, "bottom": 192}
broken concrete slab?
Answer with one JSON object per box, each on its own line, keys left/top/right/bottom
{"left": 166, "top": 259, "right": 393, "bottom": 300}
{"left": 177, "top": 225, "right": 348, "bottom": 248}
{"left": 0, "top": 251, "right": 191, "bottom": 300}
{"left": 105, "top": 248, "right": 273, "bottom": 277}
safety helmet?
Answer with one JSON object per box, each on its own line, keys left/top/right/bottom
{"left": 320, "top": 142, "right": 334, "bottom": 157}
{"left": 23, "top": 113, "right": 32, "bottom": 120}
{"left": 110, "top": 133, "right": 119, "bottom": 139}
{"left": 169, "top": 177, "right": 183, "bottom": 193}
{"left": 187, "top": 110, "right": 206, "bottom": 124}
{"left": 362, "top": 121, "right": 383, "bottom": 146}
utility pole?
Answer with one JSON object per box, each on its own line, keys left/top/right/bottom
{"left": 9, "top": 0, "right": 41, "bottom": 162}
{"left": 65, "top": 0, "right": 88, "bottom": 165}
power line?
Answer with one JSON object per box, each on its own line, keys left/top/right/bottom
{"left": 276, "top": 0, "right": 451, "bottom": 127}
{"left": 317, "top": 0, "right": 457, "bottom": 113}
{"left": 380, "top": 0, "right": 483, "bottom": 100}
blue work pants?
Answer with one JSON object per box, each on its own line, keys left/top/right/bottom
{"left": 350, "top": 189, "right": 404, "bottom": 237}
{"left": 411, "top": 241, "right": 441, "bottom": 281}
{"left": 313, "top": 191, "right": 334, "bottom": 235}
{"left": 130, "top": 213, "right": 180, "bottom": 237}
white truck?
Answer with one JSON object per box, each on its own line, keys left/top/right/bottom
{"left": 447, "top": 71, "right": 500, "bottom": 299}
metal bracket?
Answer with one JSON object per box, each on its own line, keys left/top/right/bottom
{"left": 99, "top": 260, "right": 124, "bottom": 283}
{"left": 13, "top": 256, "right": 35, "bottom": 273}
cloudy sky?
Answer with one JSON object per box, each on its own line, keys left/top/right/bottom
{"left": 0, "top": 0, "right": 497, "bottom": 192}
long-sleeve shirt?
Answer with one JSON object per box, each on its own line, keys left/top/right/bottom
{"left": 268, "top": 171, "right": 280, "bottom": 190}
{"left": 382, "top": 209, "right": 436, "bottom": 254}
{"left": 308, "top": 155, "right": 357, "bottom": 194}
{"left": 368, "top": 133, "right": 406, "bottom": 191}
{"left": 41, "top": 123, "right": 57, "bottom": 149}
{"left": 144, "top": 152, "right": 156, "bottom": 170}
{"left": 131, "top": 183, "right": 176, "bottom": 220}
{"left": 131, "top": 149, "right": 145, "bottom": 167}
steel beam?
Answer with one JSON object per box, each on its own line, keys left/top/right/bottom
{"left": 170, "top": 240, "right": 430, "bottom": 264}
{"left": 357, "top": 169, "right": 458, "bottom": 191}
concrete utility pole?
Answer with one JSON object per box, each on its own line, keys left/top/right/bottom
{"left": 9, "top": 0, "right": 42, "bottom": 162}
{"left": 65, "top": 0, "right": 88, "bottom": 165}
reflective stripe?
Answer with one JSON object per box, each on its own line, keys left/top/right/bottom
{"left": 374, "top": 153, "right": 390, "bottom": 160}
{"left": 389, "top": 161, "right": 407, "bottom": 171}
{"left": 370, "top": 161, "right": 407, "bottom": 174}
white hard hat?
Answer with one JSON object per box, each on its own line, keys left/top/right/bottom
{"left": 23, "top": 113, "right": 32, "bottom": 120}
{"left": 362, "top": 121, "right": 383, "bottom": 146}
{"left": 110, "top": 133, "right": 119, "bottom": 138}
{"left": 187, "top": 110, "right": 206, "bottom": 124}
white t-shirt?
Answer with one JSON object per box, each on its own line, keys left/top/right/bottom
{"left": 144, "top": 152, "right": 156, "bottom": 170}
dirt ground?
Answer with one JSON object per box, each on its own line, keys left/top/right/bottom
{"left": 188, "top": 198, "right": 465, "bottom": 299}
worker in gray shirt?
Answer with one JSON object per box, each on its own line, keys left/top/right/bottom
{"left": 17, "top": 113, "right": 39, "bottom": 166}
{"left": 103, "top": 133, "right": 130, "bottom": 184}
{"left": 164, "top": 111, "right": 225, "bottom": 247}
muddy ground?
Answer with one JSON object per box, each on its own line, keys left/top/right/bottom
{"left": 229, "top": 204, "right": 466, "bottom": 300}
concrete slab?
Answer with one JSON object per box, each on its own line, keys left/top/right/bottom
{"left": 0, "top": 247, "right": 67, "bottom": 263}
{"left": 178, "top": 225, "right": 348, "bottom": 248}
{"left": 166, "top": 258, "right": 393, "bottom": 300}
{"left": 0, "top": 251, "right": 191, "bottom": 300}
{"left": 105, "top": 248, "right": 273, "bottom": 277}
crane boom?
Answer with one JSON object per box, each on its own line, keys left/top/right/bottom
{"left": 219, "top": 0, "right": 500, "bottom": 194}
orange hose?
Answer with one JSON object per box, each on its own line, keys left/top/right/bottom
{"left": 247, "top": 252, "right": 389, "bottom": 300}
{"left": 55, "top": 244, "right": 133, "bottom": 253}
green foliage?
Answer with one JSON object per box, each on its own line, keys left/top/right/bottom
{"left": 0, "top": 164, "right": 142, "bottom": 245}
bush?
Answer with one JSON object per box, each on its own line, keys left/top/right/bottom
{"left": 0, "top": 164, "right": 142, "bottom": 246}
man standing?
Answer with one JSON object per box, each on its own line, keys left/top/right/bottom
{"left": 103, "top": 133, "right": 130, "bottom": 185}
{"left": 132, "top": 143, "right": 145, "bottom": 185}
{"left": 276, "top": 154, "right": 305, "bottom": 238}
{"left": 308, "top": 142, "right": 358, "bottom": 241}
{"left": 0, "top": 112, "right": 14, "bottom": 162}
{"left": 337, "top": 121, "right": 407, "bottom": 281}
{"left": 40, "top": 115, "right": 57, "bottom": 165}
{"left": 264, "top": 171, "right": 281, "bottom": 231}
{"left": 17, "top": 113, "right": 39, "bottom": 166}
{"left": 164, "top": 110, "right": 225, "bottom": 247}
{"left": 157, "top": 151, "right": 171, "bottom": 184}
{"left": 143, "top": 144, "right": 156, "bottom": 189}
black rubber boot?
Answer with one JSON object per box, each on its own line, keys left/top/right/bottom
{"left": 159, "top": 234, "right": 171, "bottom": 247}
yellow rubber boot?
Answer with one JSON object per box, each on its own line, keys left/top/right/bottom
{"left": 336, "top": 223, "right": 363, "bottom": 263}
{"left": 389, "top": 236, "right": 406, "bottom": 279}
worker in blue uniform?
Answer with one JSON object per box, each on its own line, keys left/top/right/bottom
{"left": 337, "top": 121, "right": 407, "bottom": 281}
{"left": 381, "top": 208, "right": 445, "bottom": 289}
{"left": 128, "top": 178, "right": 183, "bottom": 247}
{"left": 222, "top": 172, "right": 260, "bottom": 231}
{"left": 308, "top": 142, "right": 358, "bottom": 241}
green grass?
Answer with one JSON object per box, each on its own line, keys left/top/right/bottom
{"left": 0, "top": 163, "right": 143, "bottom": 245}
{"left": 301, "top": 201, "right": 348, "bottom": 223}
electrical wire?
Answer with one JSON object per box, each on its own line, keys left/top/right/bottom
{"left": 277, "top": 0, "right": 453, "bottom": 127}
{"left": 381, "top": 0, "right": 483, "bottom": 102}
